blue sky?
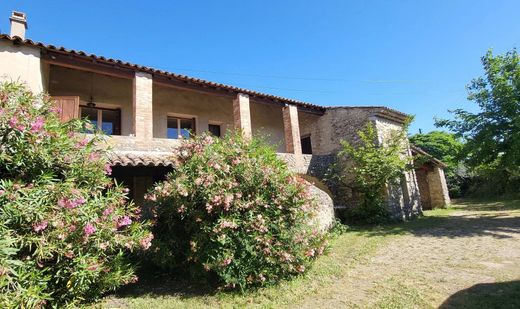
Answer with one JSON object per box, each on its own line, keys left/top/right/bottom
{"left": 1, "top": 1, "right": 519, "bottom": 133}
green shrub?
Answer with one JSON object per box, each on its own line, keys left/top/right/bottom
{"left": 337, "top": 122, "right": 412, "bottom": 223}
{"left": 0, "top": 82, "right": 152, "bottom": 308}
{"left": 145, "top": 133, "right": 328, "bottom": 290}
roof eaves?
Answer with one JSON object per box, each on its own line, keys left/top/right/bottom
{"left": 0, "top": 34, "right": 325, "bottom": 113}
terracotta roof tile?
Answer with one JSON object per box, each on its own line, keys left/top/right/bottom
{"left": 0, "top": 34, "right": 324, "bottom": 112}
{"left": 410, "top": 145, "right": 447, "bottom": 168}
{"left": 108, "top": 151, "right": 175, "bottom": 167}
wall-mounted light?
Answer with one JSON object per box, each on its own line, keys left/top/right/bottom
{"left": 87, "top": 71, "right": 96, "bottom": 107}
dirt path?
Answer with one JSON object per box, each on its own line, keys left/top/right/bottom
{"left": 292, "top": 201, "right": 520, "bottom": 308}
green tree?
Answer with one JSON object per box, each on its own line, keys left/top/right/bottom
{"left": 409, "top": 131, "right": 463, "bottom": 167}
{"left": 435, "top": 49, "right": 520, "bottom": 194}
{"left": 410, "top": 131, "right": 466, "bottom": 196}
{"left": 337, "top": 122, "right": 412, "bottom": 223}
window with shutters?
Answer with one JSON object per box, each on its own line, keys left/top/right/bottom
{"left": 80, "top": 106, "right": 121, "bottom": 135}
{"left": 167, "top": 116, "right": 196, "bottom": 139}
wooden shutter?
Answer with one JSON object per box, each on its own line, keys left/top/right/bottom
{"left": 52, "top": 96, "right": 80, "bottom": 122}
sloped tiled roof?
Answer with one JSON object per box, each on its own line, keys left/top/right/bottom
{"left": 0, "top": 34, "right": 324, "bottom": 112}
{"left": 410, "top": 145, "right": 447, "bottom": 168}
{"left": 108, "top": 151, "right": 175, "bottom": 167}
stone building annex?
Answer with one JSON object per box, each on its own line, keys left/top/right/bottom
{"left": 0, "top": 11, "right": 450, "bottom": 225}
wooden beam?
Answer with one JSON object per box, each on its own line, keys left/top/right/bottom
{"left": 153, "top": 75, "right": 235, "bottom": 99}
{"left": 41, "top": 50, "right": 135, "bottom": 79}
{"left": 41, "top": 50, "right": 324, "bottom": 115}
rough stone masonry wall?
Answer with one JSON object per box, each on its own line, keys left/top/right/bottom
{"left": 298, "top": 107, "right": 423, "bottom": 220}
{"left": 427, "top": 166, "right": 451, "bottom": 208}
{"left": 374, "top": 116, "right": 422, "bottom": 219}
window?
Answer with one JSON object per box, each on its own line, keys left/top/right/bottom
{"left": 167, "top": 116, "right": 196, "bottom": 139}
{"left": 80, "top": 106, "right": 121, "bottom": 135}
{"left": 301, "top": 135, "right": 312, "bottom": 154}
{"left": 208, "top": 124, "right": 222, "bottom": 137}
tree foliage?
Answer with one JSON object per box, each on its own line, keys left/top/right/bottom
{"left": 435, "top": 49, "right": 520, "bottom": 194}
{"left": 337, "top": 122, "right": 412, "bottom": 222}
{"left": 0, "top": 82, "right": 151, "bottom": 308}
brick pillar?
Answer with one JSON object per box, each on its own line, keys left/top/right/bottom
{"left": 233, "top": 93, "right": 252, "bottom": 139}
{"left": 282, "top": 104, "right": 302, "bottom": 155}
{"left": 133, "top": 72, "right": 153, "bottom": 140}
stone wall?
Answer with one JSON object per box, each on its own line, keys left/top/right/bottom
{"left": 299, "top": 107, "right": 373, "bottom": 155}
{"left": 427, "top": 166, "right": 451, "bottom": 208}
{"left": 299, "top": 107, "right": 423, "bottom": 220}
{"left": 373, "top": 116, "right": 422, "bottom": 219}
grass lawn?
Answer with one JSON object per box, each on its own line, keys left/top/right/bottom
{"left": 100, "top": 199, "right": 520, "bottom": 308}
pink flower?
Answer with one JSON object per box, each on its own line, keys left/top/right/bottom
{"left": 102, "top": 207, "right": 114, "bottom": 217}
{"left": 83, "top": 223, "right": 96, "bottom": 236}
{"left": 50, "top": 106, "right": 62, "bottom": 114}
{"left": 144, "top": 193, "right": 157, "bottom": 202}
{"left": 305, "top": 249, "right": 315, "bottom": 257}
{"left": 87, "top": 264, "right": 99, "bottom": 271}
{"left": 8, "top": 117, "right": 18, "bottom": 129}
{"left": 104, "top": 164, "right": 112, "bottom": 175}
{"left": 221, "top": 257, "right": 233, "bottom": 266}
{"left": 0, "top": 190, "right": 4, "bottom": 196}
{"left": 88, "top": 152, "right": 100, "bottom": 161}
{"left": 58, "top": 197, "right": 86, "bottom": 209}
{"left": 32, "top": 220, "right": 48, "bottom": 233}
{"left": 30, "top": 117, "right": 45, "bottom": 133}
{"left": 75, "top": 137, "right": 89, "bottom": 148}
{"left": 140, "top": 233, "right": 154, "bottom": 250}
{"left": 116, "top": 216, "right": 132, "bottom": 228}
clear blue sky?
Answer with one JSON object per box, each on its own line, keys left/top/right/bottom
{"left": 1, "top": 1, "right": 519, "bottom": 133}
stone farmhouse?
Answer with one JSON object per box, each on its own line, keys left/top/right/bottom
{"left": 0, "top": 12, "right": 450, "bottom": 225}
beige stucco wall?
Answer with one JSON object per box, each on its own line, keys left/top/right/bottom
{"left": 153, "top": 84, "right": 234, "bottom": 138}
{"left": 48, "top": 65, "right": 134, "bottom": 136}
{"left": 250, "top": 101, "right": 286, "bottom": 152}
{"left": 0, "top": 40, "right": 47, "bottom": 93}
{"left": 153, "top": 84, "right": 287, "bottom": 152}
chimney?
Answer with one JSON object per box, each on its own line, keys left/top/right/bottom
{"left": 9, "top": 11, "right": 27, "bottom": 39}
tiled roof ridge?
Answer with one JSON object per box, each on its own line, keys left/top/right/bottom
{"left": 410, "top": 144, "right": 447, "bottom": 168}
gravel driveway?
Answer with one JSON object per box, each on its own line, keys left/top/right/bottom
{"left": 293, "top": 200, "right": 520, "bottom": 308}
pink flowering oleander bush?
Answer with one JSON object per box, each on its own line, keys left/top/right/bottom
{"left": 145, "top": 133, "right": 329, "bottom": 290}
{"left": 0, "top": 82, "right": 152, "bottom": 308}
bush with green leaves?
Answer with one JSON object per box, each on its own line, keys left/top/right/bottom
{"left": 337, "top": 122, "right": 412, "bottom": 223}
{"left": 145, "top": 133, "right": 328, "bottom": 290}
{"left": 0, "top": 82, "right": 152, "bottom": 308}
